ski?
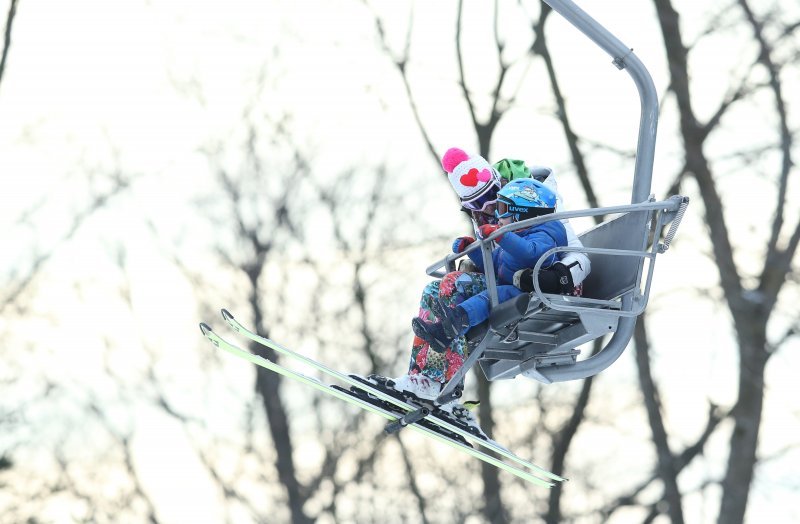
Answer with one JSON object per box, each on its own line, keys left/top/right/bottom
{"left": 217, "top": 308, "right": 566, "bottom": 485}
{"left": 198, "top": 322, "right": 556, "bottom": 488}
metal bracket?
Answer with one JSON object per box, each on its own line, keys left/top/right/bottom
{"left": 612, "top": 48, "right": 634, "bottom": 70}
{"left": 385, "top": 406, "right": 431, "bottom": 434}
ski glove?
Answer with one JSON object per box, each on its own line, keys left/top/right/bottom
{"left": 478, "top": 224, "right": 503, "bottom": 242}
{"left": 513, "top": 262, "right": 574, "bottom": 294}
{"left": 452, "top": 236, "right": 476, "bottom": 254}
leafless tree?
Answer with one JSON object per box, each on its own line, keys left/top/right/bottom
{"left": 4, "top": 1, "right": 798, "bottom": 522}
{"left": 653, "top": 0, "right": 800, "bottom": 521}
{"left": 366, "top": 1, "right": 600, "bottom": 521}
{"left": 0, "top": 166, "right": 142, "bottom": 522}
{"left": 162, "top": 87, "right": 478, "bottom": 519}
{"left": 366, "top": 0, "right": 800, "bottom": 522}
{"left": 0, "top": 0, "right": 19, "bottom": 90}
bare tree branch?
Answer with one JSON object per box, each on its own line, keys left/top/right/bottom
{"left": 651, "top": 2, "right": 799, "bottom": 519}
{"left": 634, "top": 316, "right": 684, "bottom": 523}
{"left": 653, "top": 0, "right": 744, "bottom": 310}
{"left": 364, "top": 1, "right": 438, "bottom": 164}
{"left": 601, "top": 402, "right": 728, "bottom": 520}
{"left": 737, "top": 0, "right": 799, "bottom": 304}
{"left": 529, "top": 4, "right": 600, "bottom": 217}
{"left": 0, "top": 0, "right": 19, "bottom": 90}
{"left": 544, "top": 346, "right": 596, "bottom": 524}
{"left": 396, "top": 436, "right": 432, "bottom": 524}
{"left": 1, "top": 171, "right": 132, "bottom": 314}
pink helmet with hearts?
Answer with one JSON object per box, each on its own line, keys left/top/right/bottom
{"left": 441, "top": 147, "right": 502, "bottom": 212}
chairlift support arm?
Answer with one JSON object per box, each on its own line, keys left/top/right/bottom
{"left": 544, "top": 0, "right": 659, "bottom": 205}
{"left": 532, "top": 0, "right": 660, "bottom": 381}
{"left": 433, "top": 0, "right": 674, "bottom": 385}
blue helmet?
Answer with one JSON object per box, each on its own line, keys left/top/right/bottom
{"left": 495, "top": 179, "right": 557, "bottom": 222}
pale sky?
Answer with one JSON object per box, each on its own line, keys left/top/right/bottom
{"left": 2, "top": 0, "right": 799, "bottom": 522}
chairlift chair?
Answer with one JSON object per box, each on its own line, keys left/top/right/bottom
{"left": 426, "top": 0, "right": 690, "bottom": 404}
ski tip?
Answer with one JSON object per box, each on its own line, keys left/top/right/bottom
{"left": 220, "top": 309, "right": 234, "bottom": 321}
{"left": 199, "top": 322, "right": 213, "bottom": 335}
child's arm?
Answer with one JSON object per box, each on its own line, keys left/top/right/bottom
{"left": 466, "top": 246, "right": 486, "bottom": 271}
{"left": 497, "top": 221, "right": 567, "bottom": 267}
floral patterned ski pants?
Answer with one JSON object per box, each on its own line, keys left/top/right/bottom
{"left": 408, "top": 271, "right": 487, "bottom": 384}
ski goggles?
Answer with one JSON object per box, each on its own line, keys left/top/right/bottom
{"left": 462, "top": 181, "right": 500, "bottom": 213}
{"left": 472, "top": 210, "right": 497, "bottom": 227}
{"left": 495, "top": 198, "right": 554, "bottom": 220}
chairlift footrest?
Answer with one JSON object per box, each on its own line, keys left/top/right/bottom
{"left": 531, "top": 349, "right": 581, "bottom": 367}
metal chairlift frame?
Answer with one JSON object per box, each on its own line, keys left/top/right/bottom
{"left": 426, "top": 0, "right": 690, "bottom": 403}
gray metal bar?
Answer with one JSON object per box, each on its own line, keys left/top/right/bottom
{"left": 438, "top": 337, "right": 488, "bottom": 402}
{"left": 530, "top": 245, "right": 656, "bottom": 316}
{"left": 426, "top": 197, "right": 684, "bottom": 277}
{"left": 542, "top": 0, "right": 658, "bottom": 203}
{"left": 480, "top": 240, "right": 500, "bottom": 307}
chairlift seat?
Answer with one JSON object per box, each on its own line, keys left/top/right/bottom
{"left": 425, "top": 202, "right": 686, "bottom": 396}
{"left": 467, "top": 210, "right": 653, "bottom": 382}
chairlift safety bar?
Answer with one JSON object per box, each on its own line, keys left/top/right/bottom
{"left": 426, "top": 196, "right": 686, "bottom": 279}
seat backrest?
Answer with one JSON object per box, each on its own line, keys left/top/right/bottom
{"left": 577, "top": 210, "right": 650, "bottom": 300}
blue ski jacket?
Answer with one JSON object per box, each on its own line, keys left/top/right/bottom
{"left": 465, "top": 221, "right": 567, "bottom": 285}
